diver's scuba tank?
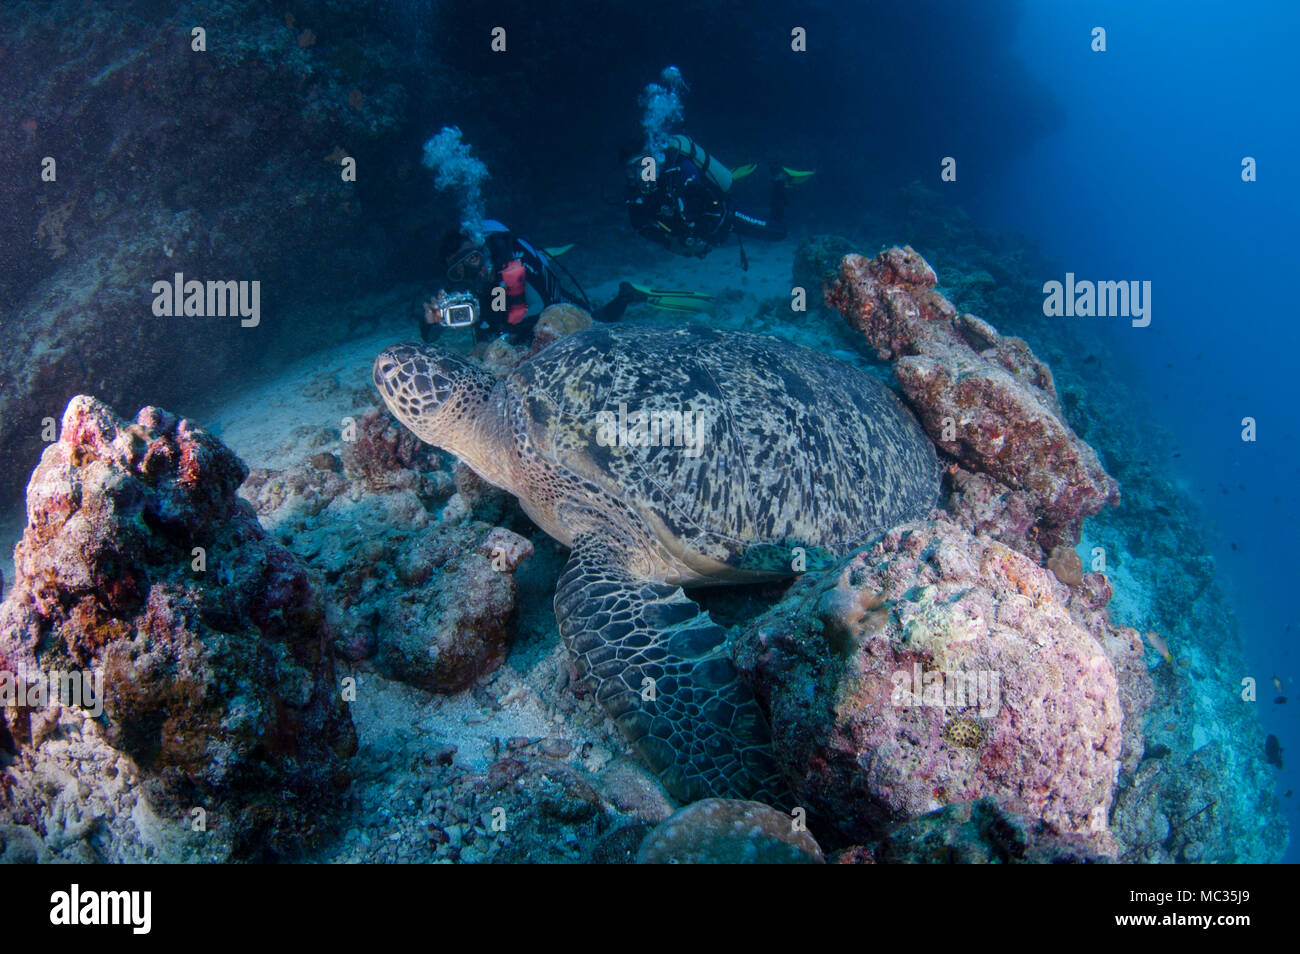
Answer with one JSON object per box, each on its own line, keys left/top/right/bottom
{"left": 666, "top": 134, "right": 733, "bottom": 193}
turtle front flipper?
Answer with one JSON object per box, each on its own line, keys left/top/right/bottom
{"left": 554, "top": 535, "right": 790, "bottom": 806}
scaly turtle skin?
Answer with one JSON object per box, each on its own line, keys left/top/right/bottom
{"left": 373, "top": 322, "right": 940, "bottom": 805}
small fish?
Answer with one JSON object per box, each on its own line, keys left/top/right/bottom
{"left": 1143, "top": 630, "right": 1172, "bottom": 664}
{"left": 1274, "top": 676, "right": 1284, "bottom": 692}
{"left": 1276, "top": 696, "right": 1288, "bottom": 705}
{"left": 1265, "top": 733, "right": 1284, "bottom": 769}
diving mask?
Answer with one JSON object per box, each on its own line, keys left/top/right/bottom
{"left": 445, "top": 246, "right": 486, "bottom": 283}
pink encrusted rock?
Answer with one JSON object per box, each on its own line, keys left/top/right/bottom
{"left": 1077, "top": 571, "right": 1114, "bottom": 611}
{"left": 735, "top": 516, "right": 1126, "bottom": 855}
{"left": 341, "top": 406, "right": 443, "bottom": 492}
{"left": 947, "top": 466, "right": 1040, "bottom": 559}
{"left": 827, "top": 248, "right": 1119, "bottom": 548}
{"left": 477, "top": 527, "right": 535, "bottom": 571}
{"left": 380, "top": 523, "right": 529, "bottom": 692}
{"left": 1065, "top": 607, "right": 1153, "bottom": 779}
{"left": 0, "top": 395, "right": 356, "bottom": 860}
{"left": 825, "top": 246, "right": 958, "bottom": 361}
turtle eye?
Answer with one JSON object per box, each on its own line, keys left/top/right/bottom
{"left": 373, "top": 357, "right": 399, "bottom": 391}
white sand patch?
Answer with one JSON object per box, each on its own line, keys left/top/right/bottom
{"left": 203, "top": 330, "right": 402, "bottom": 471}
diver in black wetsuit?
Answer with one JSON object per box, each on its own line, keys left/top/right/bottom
{"left": 623, "top": 134, "right": 812, "bottom": 265}
{"left": 421, "top": 219, "right": 646, "bottom": 343}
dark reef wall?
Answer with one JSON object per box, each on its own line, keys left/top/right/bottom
{"left": 1, "top": 0, "right": 415, "bottom": 497}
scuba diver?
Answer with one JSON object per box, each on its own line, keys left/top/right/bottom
{"left": 623, "top": 134, "right": 813, "bottom": 267}
{"left": 422, "top": 219, "right": 714, "bottom": 343}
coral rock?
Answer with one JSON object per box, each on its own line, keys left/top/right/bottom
{"left": 825, "top": 246, "right": 955, "bottom": 361}
{"left": 341, "top": 407, "right": 443, "bottom": 492}
{"left": 0, "top": 395, "right": 356, "bottom": 861}
{"left": 379, "top": 523, "right": 527, "bottom": 692}
{"left": 636, "top": 799, "right": 825, "bottom": 864}
{"left": 875, "top": 798, "right": 1110, "bottom": 864}
{"left": 1077, "top": 572, "right": 1113, "bottom": 611}
{"left": 735, "top": 516, "right": 1125, "bottom": 855}
{"left": 827, "top": 247, "right": 1119, "bottom": 547}
{"left": 529, "top": 303, "right": 594, "bottom": 355}
{"left": 947, "top": 467, "right": 1040, "bottom": 559}
{"left": 477, "top": 527, "right": 535, "bottom": 572}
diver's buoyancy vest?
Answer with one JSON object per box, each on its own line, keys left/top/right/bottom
{"left": 482, "top": 219, "right": 589, "bottom": 312}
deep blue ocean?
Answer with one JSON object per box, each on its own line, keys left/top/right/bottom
{"left": 976, "top": 0, "right": 1300, "bottom": 861}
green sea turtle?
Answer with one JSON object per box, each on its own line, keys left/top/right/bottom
{"left": 373, "top": 322, "right": 940, "bottom": 804}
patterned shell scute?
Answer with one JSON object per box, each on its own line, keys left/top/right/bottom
{"left": 506, "top": 324, "right": 940, "bottom": 566}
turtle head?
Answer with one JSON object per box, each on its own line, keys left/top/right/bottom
{"left": 373, "top": 343, "right": 497, "bottom": 455}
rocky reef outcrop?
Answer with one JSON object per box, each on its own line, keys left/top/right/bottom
{"left": 237, "top": 403, "right": 534, "bottom": 693}
{"left": 720, "top": 245, "right": 1167, "bottom": 858}
{"left": 840, "top": 797, "right": 1110, "bottom": 864}
{"left": 735, "top": 516, "right": 1129, "bottom": 855}
{"left": 0, "top": 395, "right": 356, "bottom": 861}
{"left": 827, "top": 246, "right": 1119, "bottom": 550}
{"left": 749, "top": 240, "right": 1288, "bottom": 863}
{"left": 373, "top": 521, "right": 529, "bottom": 692}
{"left": 0, "top": 2, "right": 425, "bottom": 504}
{"left": 636, "top": 798, "right": 825, "bottom": 864}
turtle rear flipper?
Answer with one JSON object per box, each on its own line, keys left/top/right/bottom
{"left": 555, "top": 534, "right": 790, "bottom": 806}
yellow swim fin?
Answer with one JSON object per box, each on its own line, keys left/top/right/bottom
{"left": 628, "top": 283, "right": 715, "bottom": 313}
{"left": 781, "top": 167, "right": 816, "bottom": 186}
{"left": 542, "top": 244, "right": 575, "bottom": 257}
{"left": 731, "top": 162, "right": 758, "bottom": 181}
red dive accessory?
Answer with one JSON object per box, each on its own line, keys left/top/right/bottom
{"left": 501, "top": 258, "right": 527, "bottom": 325}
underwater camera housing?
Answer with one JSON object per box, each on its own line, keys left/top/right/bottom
{"left": 426, "top": 289, "right": 480, "bottom": 329}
